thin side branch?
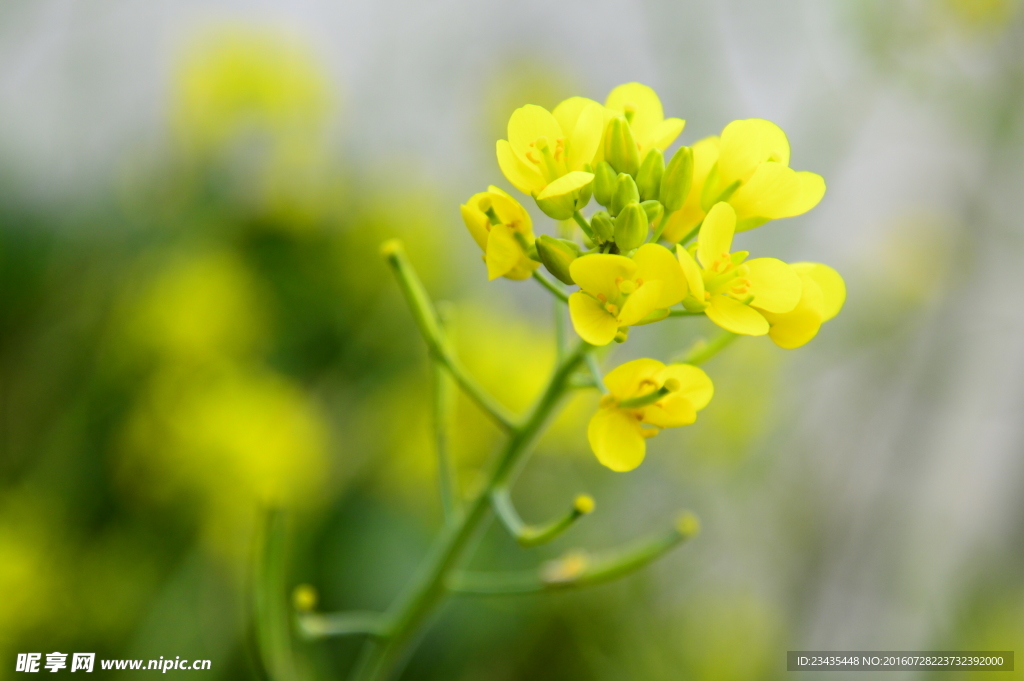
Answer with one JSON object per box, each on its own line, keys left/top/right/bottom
{"left": 382, "top": 240, "right": 518, "bottom": 432}
{"left": 490, "top": 486, "right": 593, "bottom": 547}
{"left": 297, "top": 611, "right": 390, "bottom": 639}
{"left": 676, "top": 331, "right": 738, "bottom": 366}
{"left": 448, "top": 512, "right": 700, "bottom": 596}
{"left": 532, "top": 270, "right": 570, "bottom": 303}
{"left": 433, "top": 302, "right": 460, "bottom": 520}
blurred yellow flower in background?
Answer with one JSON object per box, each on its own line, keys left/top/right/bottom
{"left": 173, "top": 25, "right": 332, "bottom": 154}
{"left": 588, "top": 359, "right": 713, "bottom": 472}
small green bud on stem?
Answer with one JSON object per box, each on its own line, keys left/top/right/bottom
{"left": 660, "top": 146, "right": 694, "bottom": 212}
{"left": 636, "top": 148, "right": 664, "bottom": 202}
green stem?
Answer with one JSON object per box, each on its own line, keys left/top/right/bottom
{"left": 298, "top": 611, "right": 390, "bottom": 638}
{"left": 586, "top": 353, "right": 608, "bottom": 394}
{"left": 532, "top": 270, "right": 570, "bottom": 303}
{"left": 668, "top": 309, "right": 703, "bottom": 317}
{"left": 675, "top": 219, "right": 703, "bottom": 247}
{"left": 382, "top": 240, "right": 518, "bottom": 432}
{"left": 447, "top": 512, "right": 699, "bottom": 596}
{"left": 554, "top": 297, "right": 567, "bottom": 363}
{"left": 677, "top": 331, "right": 738, "bottom": 366}
{"left": 432, "top": 302, "right": 459, "bottom": 520}
{"left": 490, "top": 487, "right": 593, "bottom": 547}
{"left": 572, "top": 210, "right": 595, "bottom": 240}
{"left": 649, "top": 208, "right": 675, "bottom": 244}
{"left": 253, "top": 509, "right": 299, "bottom": 681}
{"left": 349, "top": 341, "right": 592, "bottom": 681}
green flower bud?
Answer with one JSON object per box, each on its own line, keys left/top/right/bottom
{"left": 660, "top": 146, "right": 694, "bottom": 212}
{"left": 610, "top": 173, "right": 640, "bottom": 217}
{"left": 640, "top": 200, "right": 663, "bottom": 226}
{"left": 536, "top": 235, "right": 580, "bottom": 285}
{"left": 603, "top": 117, "right": 640, "bottom": 177}
{"left": 575, "top": 177, "right": 593, "bottom": 213}
{"left": 636, "top": 148, "right": 664, "bottom": 202}
{"left": 535, "top": 192, "right": 577, "bottom": 220}
{"left": 614, "top": 202, "right": 648, "bottom": 252}
{"left": 593, "top": 161, "right": 617, "bottom": 208}
{"left": 590, "top": 210, "right": 615, "bottom": 242}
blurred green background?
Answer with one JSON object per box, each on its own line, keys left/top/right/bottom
{"left": 1, "top": 1, "right": 1023, "bottom": 679}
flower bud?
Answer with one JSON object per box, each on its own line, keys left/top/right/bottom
{"left": 610, "top": 173, "right": 640, "bottom": 217}
{"left": 592, "top": 161, "right": 617, "bottom": 208}
{"left": 660, "top": 146, "right": 694, "bottom": 212}
{"left": 575, "top": 174, "right": 593, "bottom": 212}
{"left": 535, "top": 171, "right": 594, "bottom": 220}
{"left": 636, "top": 148, "right": 664, "bottom": 202}
{"left": 603, "top": 117, "right": 640, "bottom": 177}
{"left": 536, "top": 193, "right": 576, "bottom": 220}
{"left": 536, "top": 235, "right": 579, "bottom": 285}
{"left": 590, "top": 210, "right": 615, "bottom": 242}
{"left": 614, "top": 202, "right": 648, "bottom": 252}
{"left": 641, "top": 200, "right": 663, "bottom": 226}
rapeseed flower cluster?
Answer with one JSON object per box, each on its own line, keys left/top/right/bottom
{"left": 461, "top": 82, "right": 845, "bottom": 471}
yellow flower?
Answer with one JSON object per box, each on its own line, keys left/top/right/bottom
{"left": 588, "top": 359, "right": 713, "bottom": 472}
{"left": 604, "top": 82, "right": 686, "bottom": 159}
{"left": 662, "top": 119, "right": 825, "bottom": 240}
{"left": 676, "top": 202, "right": 845, "bottom": 348}
{"left": 496, "top": 98, "right": 604, "bottom": 211}
{"left": 567, "top": 244, "right": 687, "bottom": 345}
{"left": 460, "top": 187, "right": 540, "bottom": 281}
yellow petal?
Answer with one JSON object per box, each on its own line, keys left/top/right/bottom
{"left": 618, "top": 280, "right": 663, "bottom": 327}
{"left": 632, "top": 243, "right": 687, "bottom": 308}
{"left": 552, "top": 96, "right": 598, "bottom": 134}
{"left": 504, "top": 259, "right": 539, "bottom": 281}
{"left": 646, "top": 117, "right": 686, "bottom": 152}
{"left": 535, "top": 170, "right": 594, "bottom": 200}
{"left": 662, "top": 136, "right": 720, "bottom": 242}
{"left": 497, "top": 139, "right": 544, "bottom": 195}
{"left": 729, "top": 163, "right": 826, "bottom": 223}
{"left": 459, "top": 202, "right": 489, "bottom": 251}
{"left": 569, "top": 254, "right": 636, "bottom": 300}
{"left": 485, "top": 224, "right": 522, "bottom": 281}
{"left": 697, "top": 202, "right": 736, "bottom": 269}
{"left": 659, "top": 364, "right": 714, "bottom": 410}
{"left": 486, "top": 186, "right": 533, "bottom": 236}
{"left": 642, "top": 397, "right": 697, "bottom": 429}
{"left": 705, "top": 295, "right": 769, "bottom": 335}
{"left": 745, "top": 257, "right": 802, "bottom": 313}
{"left": 567, "top": 102, "right": 606, "bottom": 171}
{"left": 762, "top": 272, "right": 824, "bottom": 348}
{"left": 507, "top": 104, "right": 563, "bottom": 164}
{"left": 792, "top": 262, "right": 845, "bottom": 321}
{"left": 675, "top": 244, "right": 705, "bottom": 301}
{"left": 604, "top": 358, "right": 666, "bottom": 400}
{"left": 588, "top": 406, "right": 646, "bottom": 472}
{"left": 568, "top": 292, "right": 619, "bottom": 346}
{"left": 605, "top": 82, "right": 664, "bottom": 147}
{"left": 718, "top": 118, "right": 791, "bottom": 186}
